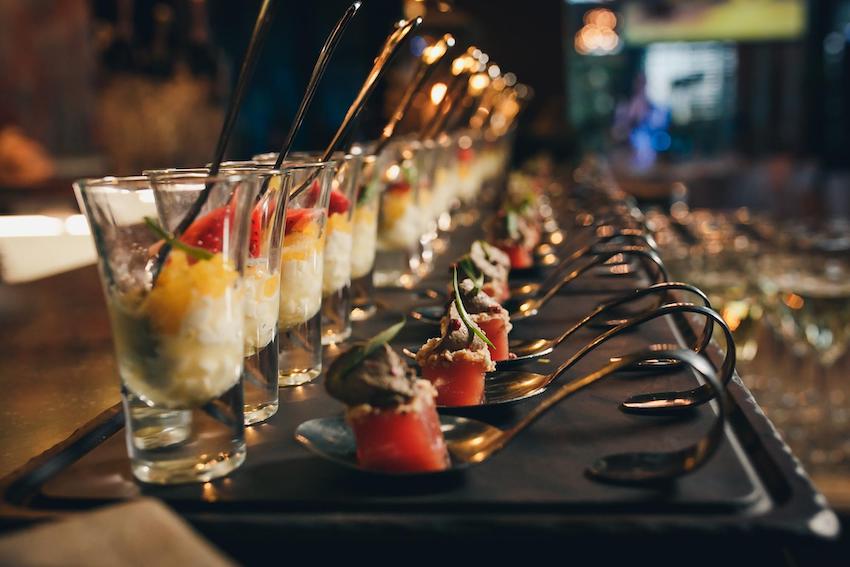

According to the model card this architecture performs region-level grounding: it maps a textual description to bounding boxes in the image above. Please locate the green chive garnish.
[144,217,214,262]
[453,266,494,349]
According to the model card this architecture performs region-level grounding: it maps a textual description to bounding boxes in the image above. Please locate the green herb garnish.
[326,318,406,397]
[453,267,494,349]
[506,209,520,241]
[459,256,483,294]
[144,217,214,262]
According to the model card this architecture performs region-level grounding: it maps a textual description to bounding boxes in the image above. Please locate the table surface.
[0,266,119,479]
[0,213,845,567]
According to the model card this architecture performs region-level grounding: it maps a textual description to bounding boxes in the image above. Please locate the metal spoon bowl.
[295,349,727,484]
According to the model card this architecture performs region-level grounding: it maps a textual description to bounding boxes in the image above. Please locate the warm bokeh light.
[575,8,620,56]
[430,82,447,105]
[451,54,469,75]
[385,163,401,181]
[585,7,617,29]
[422,34,454,64]
[468,73,490,95]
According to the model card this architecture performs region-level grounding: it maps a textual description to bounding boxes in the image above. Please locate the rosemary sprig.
[144,217,214,262]
[453,266,494,349]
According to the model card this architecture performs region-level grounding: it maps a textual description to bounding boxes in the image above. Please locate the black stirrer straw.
[289,16,422,201]
[152,0,278,277]
[273,1,363,170]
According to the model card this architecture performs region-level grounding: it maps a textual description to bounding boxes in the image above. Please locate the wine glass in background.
[651,208,764,366]
[757,227,850,473]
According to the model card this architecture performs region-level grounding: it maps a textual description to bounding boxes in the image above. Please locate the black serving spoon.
[418,228,659,303]
[295,349,727,484]
[404,281,711,372]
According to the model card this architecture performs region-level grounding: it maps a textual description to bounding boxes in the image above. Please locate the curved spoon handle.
[290,16,422,200]
[274,1,362,168]
[528,246,668,314]
[422,59,472,139]
[539,229,658,293]
[553,282,713,349]
[321,17,422,162]
[620,305,736,415]
[504,349,727,484]
[545,303,734,414]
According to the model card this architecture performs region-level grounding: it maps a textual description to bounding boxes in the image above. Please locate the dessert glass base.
[124,386,246,485]
[321,285,352,345]
[127,404,191,450]
[374,247,422,288]
[279,312,322,386]
[131,442,247,485]
[350,272,377,321]
[243,335,280,425]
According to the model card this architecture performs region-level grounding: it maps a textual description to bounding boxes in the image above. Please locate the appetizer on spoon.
[296,348,727,483]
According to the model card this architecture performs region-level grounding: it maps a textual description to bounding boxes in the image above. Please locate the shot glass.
[75,173,259,484]
[413,139,442,262]
[431,132,461,234]
[274,161,334,386]
[147,164,290,426]
[349,149,382,320]
[374,140,425,288]
[319,153,361,344]
[254,151,362,340]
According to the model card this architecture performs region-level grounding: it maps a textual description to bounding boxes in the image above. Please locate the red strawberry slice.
[387,181,411,195]
[285,208,312,235]
[248,206,263,257]
[306,178,349,215]
[180,206,231,254]
[329,189,350,216]
[180,205,263,258]
[457,147,474,163]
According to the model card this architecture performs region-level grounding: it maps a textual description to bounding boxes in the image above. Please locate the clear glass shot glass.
[274,161,334,386]
[431,132,461,234]
[349,149,382,321]
[414,139,442,261]
[453,129,484,226]
[75,173,259,484]
[374,140,425,288]
[147,164,290,426]
[253,152,361,344]
[319,153,361,344]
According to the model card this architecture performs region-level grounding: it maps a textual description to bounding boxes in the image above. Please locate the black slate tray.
[0,223,839,561]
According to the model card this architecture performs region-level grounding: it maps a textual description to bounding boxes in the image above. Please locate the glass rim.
[252,151,352,166]
[143,166,285,178]
[73,175,153,194]
[143,170,281,185]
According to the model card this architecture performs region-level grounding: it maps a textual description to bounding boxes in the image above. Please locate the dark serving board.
[0,222,839,561]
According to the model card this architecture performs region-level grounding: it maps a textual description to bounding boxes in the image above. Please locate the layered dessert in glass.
[374,140,425,288]
[76,173,258,484]
[349,150,382,320]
